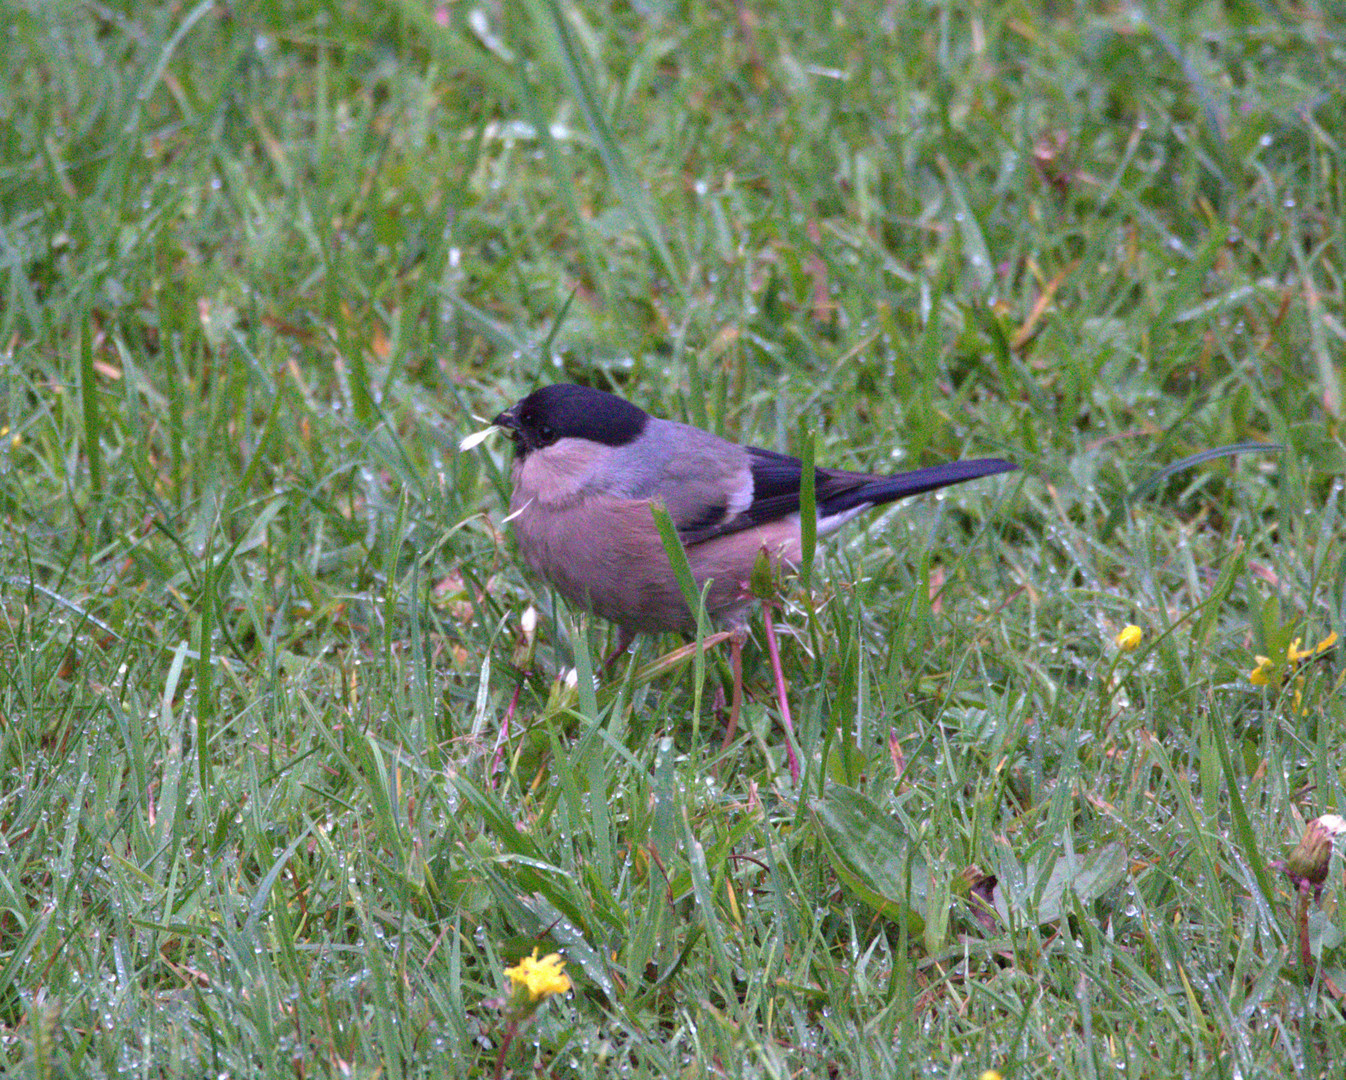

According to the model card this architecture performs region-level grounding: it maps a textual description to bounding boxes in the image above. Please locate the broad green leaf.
[810,785,926,932]
[994,841,1128,926]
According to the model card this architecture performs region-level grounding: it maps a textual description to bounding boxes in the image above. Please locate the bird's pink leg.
[761,604,800,785]
[602,628,636,671]
[719,625,748,754]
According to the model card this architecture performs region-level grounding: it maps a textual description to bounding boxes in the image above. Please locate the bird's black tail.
[824,458,1017,517]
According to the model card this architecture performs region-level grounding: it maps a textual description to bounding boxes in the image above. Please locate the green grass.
[2,0,1344,1076]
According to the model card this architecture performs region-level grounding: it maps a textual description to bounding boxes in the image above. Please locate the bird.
[489,383,1016,780]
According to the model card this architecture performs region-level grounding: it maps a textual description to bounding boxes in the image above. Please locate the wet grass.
[1,0,1344,1076]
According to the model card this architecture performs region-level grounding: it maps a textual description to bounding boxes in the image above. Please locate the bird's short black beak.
[492,406,528,456]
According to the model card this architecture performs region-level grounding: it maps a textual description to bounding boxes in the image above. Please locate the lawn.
[1,0,1344,1076]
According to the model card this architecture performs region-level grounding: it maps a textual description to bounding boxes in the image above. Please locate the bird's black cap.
[494,384,649,455]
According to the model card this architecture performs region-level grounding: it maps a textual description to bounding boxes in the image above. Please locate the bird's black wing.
[678,447,860,544]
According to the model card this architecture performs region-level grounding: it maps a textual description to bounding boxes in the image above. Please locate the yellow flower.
[1288,632,1337,665]
[980,1072,1004,1080]
[1250,631,1337,688]
[1249,655,1275,686]
[1115,625,1142,652]
[505,948,571,1003]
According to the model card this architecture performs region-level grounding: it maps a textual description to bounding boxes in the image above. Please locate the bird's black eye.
[537,423,555,444]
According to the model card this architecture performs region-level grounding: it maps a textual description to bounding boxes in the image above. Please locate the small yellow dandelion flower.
[1115,625,1142,652]
[980,1071,1004,1080]
[1249,656,1275,687]
[505,948,571,1003]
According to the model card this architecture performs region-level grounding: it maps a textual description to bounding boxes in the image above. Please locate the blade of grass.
[79,314,102,498]
[527,0,683,296]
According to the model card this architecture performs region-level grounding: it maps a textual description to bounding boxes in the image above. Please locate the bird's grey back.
[598,417,753,533]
